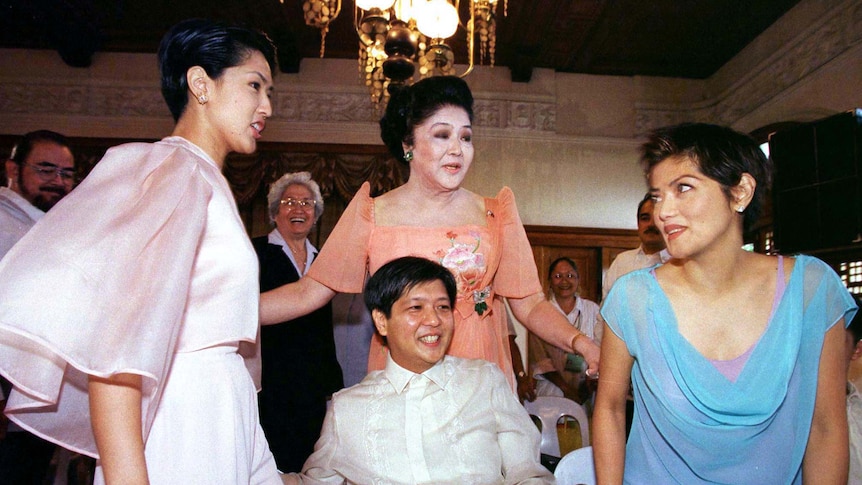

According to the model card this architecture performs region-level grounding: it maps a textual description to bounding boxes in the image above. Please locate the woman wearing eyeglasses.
[252,172,343,473]
[528,257,601,404]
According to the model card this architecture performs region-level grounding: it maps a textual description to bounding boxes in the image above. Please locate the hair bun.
[378,76,474,164]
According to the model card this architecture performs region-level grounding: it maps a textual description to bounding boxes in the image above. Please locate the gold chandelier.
[296,0,343,57]
[301,0,505,105]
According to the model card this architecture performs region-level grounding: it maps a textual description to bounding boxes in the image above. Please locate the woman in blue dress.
[593,123,857,484]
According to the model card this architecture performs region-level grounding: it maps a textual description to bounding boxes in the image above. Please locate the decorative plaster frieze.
[508,101,556,131]
[474,99,503,128]
[532,103,556,132]
[635,0,862,133]
[274,91,379,123]
[88,87,170,117]
[471,98,556,131]
[0,80,557,133]
[713,0,861,126]
[0,84,88,114]
[272,92,556,131]
[0,84,168,117]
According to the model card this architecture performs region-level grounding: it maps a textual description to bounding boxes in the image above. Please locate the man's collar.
[384,355,450,393]
[0,186,44,221]
[658,248,671,262]
[638,245,671,263]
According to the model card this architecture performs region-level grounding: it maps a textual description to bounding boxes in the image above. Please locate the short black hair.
[158,18,277,122]
[9,130,71,165]
[364,256,457,318]
[849,294,862,342]
[379,75,474,163]
[636,192,653,215]
[640,123,772,232]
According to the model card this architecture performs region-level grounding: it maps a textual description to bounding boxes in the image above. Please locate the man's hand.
[516,374,537,402]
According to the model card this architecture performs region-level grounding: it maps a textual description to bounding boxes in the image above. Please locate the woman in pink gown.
[261,76,600,388]
[0,19,283,484]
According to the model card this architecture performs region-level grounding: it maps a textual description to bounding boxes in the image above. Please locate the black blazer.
[252,236,343,401]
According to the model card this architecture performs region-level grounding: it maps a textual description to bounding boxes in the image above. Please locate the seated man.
[284,256,554,484]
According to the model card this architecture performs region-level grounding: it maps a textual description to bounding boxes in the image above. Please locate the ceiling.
[0,0,802,82]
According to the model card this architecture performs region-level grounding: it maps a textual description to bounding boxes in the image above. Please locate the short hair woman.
[593,123,858,484]
[0,19,283,484]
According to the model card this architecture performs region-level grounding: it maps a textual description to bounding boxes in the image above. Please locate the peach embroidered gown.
[307,182,543,388]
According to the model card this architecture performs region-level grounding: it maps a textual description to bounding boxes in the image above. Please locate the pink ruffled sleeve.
[0,142,212,457]
[487,187,542,299]
[307,182,375,293]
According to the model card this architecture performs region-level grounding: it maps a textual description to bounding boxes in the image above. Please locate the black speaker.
[769,109,862,254]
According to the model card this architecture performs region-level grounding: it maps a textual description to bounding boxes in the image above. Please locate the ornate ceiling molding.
[634,0,861,133]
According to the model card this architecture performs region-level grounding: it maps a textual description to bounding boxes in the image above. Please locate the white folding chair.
[523,396,590,457]
[554,446,596,485]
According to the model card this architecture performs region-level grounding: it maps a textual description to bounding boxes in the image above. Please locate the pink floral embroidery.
[436,231,489,314]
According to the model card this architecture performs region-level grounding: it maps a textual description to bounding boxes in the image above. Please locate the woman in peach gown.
[262,76,599,387]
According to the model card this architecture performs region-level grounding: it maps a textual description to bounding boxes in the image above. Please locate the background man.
[286,256,553,484]
[0,129,75,483]
[1,129,75,259]
[602,193,669,300]
[599,192,668,439]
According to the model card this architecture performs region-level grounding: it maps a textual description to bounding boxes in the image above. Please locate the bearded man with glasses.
[0,129,76,483]
[1,130,75,260]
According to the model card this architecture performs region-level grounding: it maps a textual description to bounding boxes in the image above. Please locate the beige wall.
[0,0,859,230]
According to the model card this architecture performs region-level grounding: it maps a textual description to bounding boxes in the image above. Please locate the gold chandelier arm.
[303,0,343,58]
[332,0,343,22]
[458,0,475,78]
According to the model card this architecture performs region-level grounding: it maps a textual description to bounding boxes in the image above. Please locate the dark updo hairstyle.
[640,122,772,232]
[379,75,474,163]
[158,18,277,122]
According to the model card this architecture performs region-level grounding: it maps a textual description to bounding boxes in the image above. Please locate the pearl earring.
[197,94,208,105]
[736,206,745,213]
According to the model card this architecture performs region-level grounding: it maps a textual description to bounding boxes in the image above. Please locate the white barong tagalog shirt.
[288,355,554,484]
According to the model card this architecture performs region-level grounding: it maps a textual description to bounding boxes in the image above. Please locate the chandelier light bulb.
[415,0,458,39]
[356,0,396,11]
[392,0,415,22]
